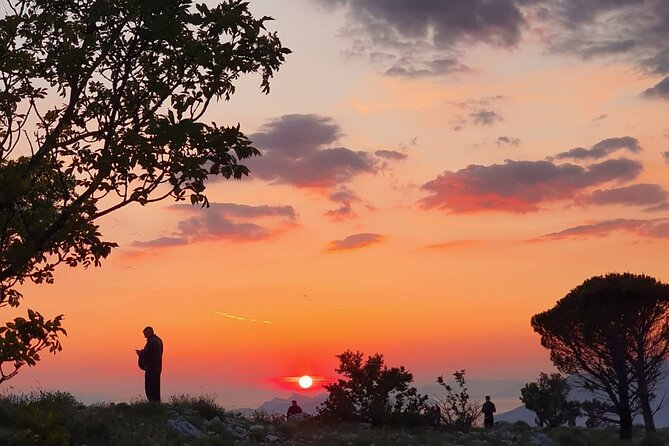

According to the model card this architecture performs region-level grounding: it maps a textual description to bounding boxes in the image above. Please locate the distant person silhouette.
[482,395,496,428]
[136,326,163,403]
[287,400,303,418]
[429,404,442,427]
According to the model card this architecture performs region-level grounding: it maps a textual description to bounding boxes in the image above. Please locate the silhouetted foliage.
[580,398,618,428]
[318,350,428,426]
[520,372,580,428]
[0,0,289,382]
[531,273,669,440]
[435,370,481,432]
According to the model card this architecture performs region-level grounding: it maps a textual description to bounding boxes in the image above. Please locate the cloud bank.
[420,157,642,213]
[249,114,405,220]
[315,0,669,93]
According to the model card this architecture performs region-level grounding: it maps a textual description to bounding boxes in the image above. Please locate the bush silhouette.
[318,350,428,426]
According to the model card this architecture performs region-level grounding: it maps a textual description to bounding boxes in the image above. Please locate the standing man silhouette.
[136,326,163,403]
[482,395,496,428]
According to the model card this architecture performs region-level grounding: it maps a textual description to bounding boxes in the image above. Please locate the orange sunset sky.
[7,0,669,409]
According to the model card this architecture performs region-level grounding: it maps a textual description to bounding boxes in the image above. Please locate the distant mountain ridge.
[239,393,327,416]
[248,377,669,428]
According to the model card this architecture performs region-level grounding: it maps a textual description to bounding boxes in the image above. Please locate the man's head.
[143,326,154,338]
[485,395,491,402]
[291,400,298,406]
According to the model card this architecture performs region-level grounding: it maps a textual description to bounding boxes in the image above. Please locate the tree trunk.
[612,336,634,440]
[638,382,656,432]
[618,408,634,440]
[636,355,656,432]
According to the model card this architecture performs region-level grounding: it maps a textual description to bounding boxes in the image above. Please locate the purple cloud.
[420,158,642,214]
[375,150,408,160]
[132,203,297,249]
[541,218,669,240]
[585,183,668,206]
[328,233,383,251]
[324,187,361,221]
[496,136,521,146]
[316,0,669,94]
[251,114,341,158]
[249,114,379,189]
[643,77,669,99]
[646,202,669,212]
[313,0,527,77]
[470,109,503,126]
[540,1,669,79]
[554,136,642,161]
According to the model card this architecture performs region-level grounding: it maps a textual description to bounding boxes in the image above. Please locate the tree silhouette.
[520,372,580,428]
[0,0,289,382]
[318,350,428,426]
[531,273,669,439]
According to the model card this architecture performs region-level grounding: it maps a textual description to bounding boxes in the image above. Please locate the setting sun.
[298,375,313,389]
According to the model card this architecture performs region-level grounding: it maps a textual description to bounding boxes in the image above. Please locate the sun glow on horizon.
[298,375,313,389]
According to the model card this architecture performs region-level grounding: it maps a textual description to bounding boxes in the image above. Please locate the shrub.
[319,350,428,426]
[435,370,480,432]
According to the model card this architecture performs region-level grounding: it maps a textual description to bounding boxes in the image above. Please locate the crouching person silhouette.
[136,326,163,403]
[287,400,303,418]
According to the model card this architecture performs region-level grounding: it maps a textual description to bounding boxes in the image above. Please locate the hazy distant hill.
[248,377,669,428]
[497,377,669,428]
[253,393,328,416]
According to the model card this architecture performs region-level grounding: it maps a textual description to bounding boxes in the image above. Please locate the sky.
[6,0,669,410]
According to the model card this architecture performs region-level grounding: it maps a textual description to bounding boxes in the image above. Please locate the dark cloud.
[420,157,642,213]
[327,233,383,251]
[540,218,669,240]
[585,183,668,206]
[642,76,669,99]
[251,114,341,158]
[317,0,669,91]
[314,0,528,77]
[554,136,642,161]
[132,203,297,249]
[374,150,408,160]
[470,110,503,126]
[249,114,378,188]
[496,136,521,146]
[592,114,608,122]
[538,1,669,92]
